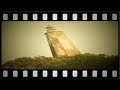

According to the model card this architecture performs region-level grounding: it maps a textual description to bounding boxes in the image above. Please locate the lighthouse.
[45,25,80,58]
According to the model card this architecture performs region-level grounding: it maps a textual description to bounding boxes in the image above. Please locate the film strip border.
[1,70,118,79]
[0,12,119,21]
[0,11,119,79]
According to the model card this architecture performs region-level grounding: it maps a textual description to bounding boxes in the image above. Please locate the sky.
[2,21,118,64]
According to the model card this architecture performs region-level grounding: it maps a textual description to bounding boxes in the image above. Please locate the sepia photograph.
[2,21,118,70]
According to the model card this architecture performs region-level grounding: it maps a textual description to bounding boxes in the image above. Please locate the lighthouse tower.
[45,25,80,58]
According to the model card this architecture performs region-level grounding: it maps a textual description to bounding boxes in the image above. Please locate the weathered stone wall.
[45,30,80,58]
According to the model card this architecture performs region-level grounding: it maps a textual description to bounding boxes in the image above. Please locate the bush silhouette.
[2,54,118,70]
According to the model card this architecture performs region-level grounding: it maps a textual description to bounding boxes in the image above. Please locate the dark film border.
[0,11,119,79]
[1,70,119,79]
[0,11,119,21]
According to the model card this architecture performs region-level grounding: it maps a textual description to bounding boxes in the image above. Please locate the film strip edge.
[0,12,118,21]
[2,70,118,78]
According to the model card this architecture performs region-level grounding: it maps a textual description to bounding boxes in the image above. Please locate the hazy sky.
[2,21,118,64]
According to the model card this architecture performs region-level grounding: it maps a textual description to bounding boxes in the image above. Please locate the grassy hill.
[2,54,118,70]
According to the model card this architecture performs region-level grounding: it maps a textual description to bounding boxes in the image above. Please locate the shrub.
[2,54,118,70]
